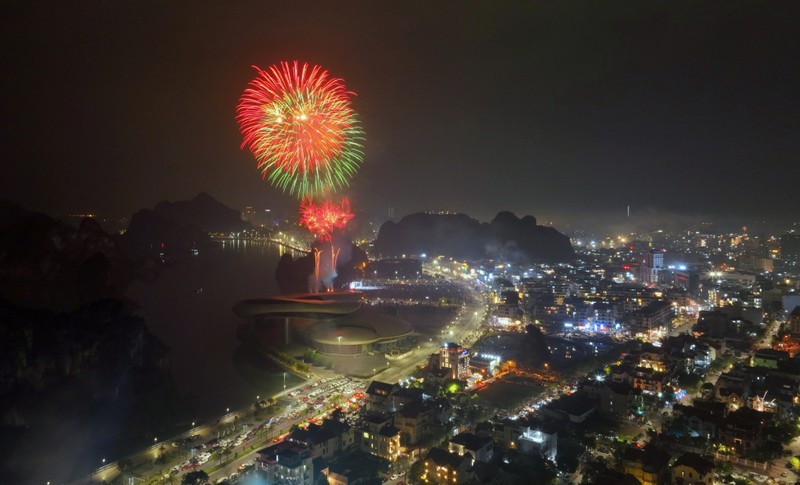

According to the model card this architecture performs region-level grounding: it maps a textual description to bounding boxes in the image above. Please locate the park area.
[476,376,544,412]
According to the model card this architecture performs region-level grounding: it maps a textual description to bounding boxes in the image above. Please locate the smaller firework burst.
[299,198,354,241]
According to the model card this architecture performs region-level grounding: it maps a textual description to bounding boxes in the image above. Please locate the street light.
[283,372,287,395]
[338,335,342,354]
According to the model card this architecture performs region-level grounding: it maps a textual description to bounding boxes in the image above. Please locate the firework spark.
[237,61,364,198]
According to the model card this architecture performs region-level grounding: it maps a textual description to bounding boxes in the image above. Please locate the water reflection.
[126,241,295,420]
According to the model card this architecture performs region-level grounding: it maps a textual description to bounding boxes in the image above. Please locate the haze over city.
[2,2,799,230]
[2,3,800,485]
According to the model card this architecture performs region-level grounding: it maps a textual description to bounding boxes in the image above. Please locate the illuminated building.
[582,380,644,418]
[717,408,770,455]
[672,452,715,485]
[640,351,668,373]
[447,432,493,463]
[627,300,674,337]
[358,414,402,461]
[364,381,422,414]
[439,342,471,380]
[256,441,314,485]
[517,426,557,462]
[394,401,436,445]
[641,249,664,284]
[622,444,670,485]
[288,419,354,460]
[631,367,667,394]
[422,448,471,484]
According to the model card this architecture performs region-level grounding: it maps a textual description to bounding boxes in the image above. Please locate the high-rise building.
[641,249,664,284]
[439,343,471,380]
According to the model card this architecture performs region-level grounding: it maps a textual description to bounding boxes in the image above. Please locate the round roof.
[309,307,413,345]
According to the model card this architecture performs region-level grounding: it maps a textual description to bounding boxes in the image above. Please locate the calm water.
[125,240,304,419]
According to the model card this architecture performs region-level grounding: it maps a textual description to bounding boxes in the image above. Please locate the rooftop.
[674,452,714,475]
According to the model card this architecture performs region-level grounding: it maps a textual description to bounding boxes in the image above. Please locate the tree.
[181,470,209,485]
[580,455,612,485]
[408,460,425,485]
[516,324,551,369]
[556,450,579,474]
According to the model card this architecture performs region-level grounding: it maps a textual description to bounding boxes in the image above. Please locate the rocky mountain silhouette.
[152,192,248,234]
[374,211,575,263]
[120,192,249,260]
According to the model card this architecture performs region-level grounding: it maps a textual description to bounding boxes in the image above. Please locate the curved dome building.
[233,292,415,355]
[309,308,414,355]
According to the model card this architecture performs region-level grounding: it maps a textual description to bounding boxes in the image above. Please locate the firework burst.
[299,198,354,241]
[237,61,364,198]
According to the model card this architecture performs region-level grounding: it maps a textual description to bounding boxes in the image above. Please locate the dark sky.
[2,1,799,228]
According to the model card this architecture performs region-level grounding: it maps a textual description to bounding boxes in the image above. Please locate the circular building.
[309,308,413,355]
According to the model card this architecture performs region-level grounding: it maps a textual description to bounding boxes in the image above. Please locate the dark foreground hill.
[374,211,575,263]
[0,201,182,484]
[0,200,133,310]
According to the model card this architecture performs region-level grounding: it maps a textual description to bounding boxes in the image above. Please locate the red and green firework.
[237,61,364,199]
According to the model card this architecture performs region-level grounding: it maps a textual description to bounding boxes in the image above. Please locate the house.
[424,365,453,388]
[448,432,493,463]
[288,419,354,459]
[365,381,400,413]
[323,463,349,485]
[517,424,558,462]
[672,452,715,485]
[622,444,671,485]
[256,440,314,485]
[611,363,635,384]
[394,400,436,446]
[641,350,669,373]
[359,414,402,461]
[582,380,644,418]
[364,380,422,414]
[422,447,473,484]
[632,366,667,394]
[714,371,751,411]
[748,372,799,419]
[673,401,727,440]
[394,386,425,409]
[540,392,595,423]
[492,416,557,456]
[718,407,770,455]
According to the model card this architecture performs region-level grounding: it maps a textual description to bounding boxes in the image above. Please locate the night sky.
[2,1,799,228]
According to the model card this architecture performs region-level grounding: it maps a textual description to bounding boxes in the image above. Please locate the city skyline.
[2,2,799,229]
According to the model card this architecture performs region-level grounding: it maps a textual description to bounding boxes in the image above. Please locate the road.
[381,300,486,384]
[204,281,489,484]
[82,272,489,485]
